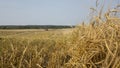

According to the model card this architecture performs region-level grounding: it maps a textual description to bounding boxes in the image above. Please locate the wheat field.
[1,3,120,68]
[1,18,120,68]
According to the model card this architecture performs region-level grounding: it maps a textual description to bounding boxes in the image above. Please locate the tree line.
[0,25,75,29]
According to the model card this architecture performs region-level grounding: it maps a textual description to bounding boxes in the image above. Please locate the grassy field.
[0,29,74,68]
[1,20,120,68]
[1,3,120,68]
[0,29,72,39]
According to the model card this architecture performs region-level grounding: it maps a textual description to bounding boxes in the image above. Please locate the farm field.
[0,29,72,39]
[0,0,120,68]
[0,2,120,68]
[0,29,74,68]
[1,20,120,68]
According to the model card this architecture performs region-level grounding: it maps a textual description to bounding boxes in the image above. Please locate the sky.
[0,0,118,25]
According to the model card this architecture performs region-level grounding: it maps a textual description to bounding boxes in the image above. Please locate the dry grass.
[0,2,120,68]
[1,17,120,68]
[0,29,72,68]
